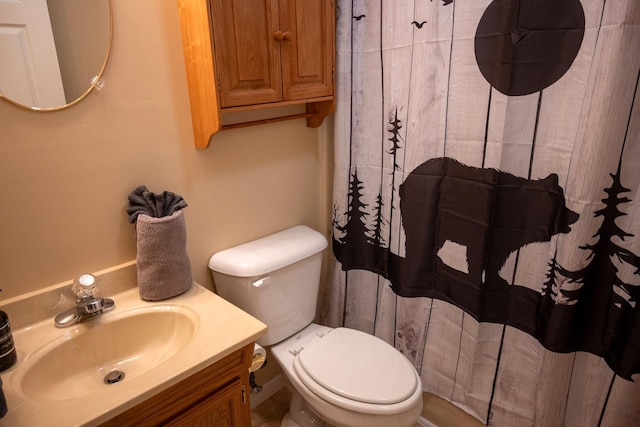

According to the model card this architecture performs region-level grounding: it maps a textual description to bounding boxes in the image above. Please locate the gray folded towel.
[127,186,192,301]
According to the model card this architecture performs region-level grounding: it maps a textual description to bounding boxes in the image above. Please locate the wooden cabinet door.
[279,0,334,101]
[165,379,249,427]
[99,345,254,426]
[211,0,282,107]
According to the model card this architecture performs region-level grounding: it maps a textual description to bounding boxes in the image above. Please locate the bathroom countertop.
[0,261,267,427]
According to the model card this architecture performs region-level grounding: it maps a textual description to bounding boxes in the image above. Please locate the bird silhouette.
[354,14,366,21]
[411,21,427,29]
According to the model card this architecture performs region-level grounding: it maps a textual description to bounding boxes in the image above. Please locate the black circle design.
[475,0,585,96]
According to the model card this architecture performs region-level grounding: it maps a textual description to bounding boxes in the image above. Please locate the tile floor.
[250,388,290,427]
[250,388,425,427]
[250,388,485,427]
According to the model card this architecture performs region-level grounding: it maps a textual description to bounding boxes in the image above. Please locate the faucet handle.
[72,273,97,301]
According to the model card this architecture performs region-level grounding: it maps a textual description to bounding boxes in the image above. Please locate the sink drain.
[104,370,125,384]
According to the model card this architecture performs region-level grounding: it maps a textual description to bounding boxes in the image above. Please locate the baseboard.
[418,416,437,427]
[250,373,286,409]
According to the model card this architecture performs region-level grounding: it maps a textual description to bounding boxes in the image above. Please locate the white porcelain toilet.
[209,225,423,427]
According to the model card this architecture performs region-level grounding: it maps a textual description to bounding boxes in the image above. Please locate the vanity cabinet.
[177,0,335,149]
[100,343,253,427]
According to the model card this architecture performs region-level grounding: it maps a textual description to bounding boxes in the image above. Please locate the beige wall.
[0,0,333,301]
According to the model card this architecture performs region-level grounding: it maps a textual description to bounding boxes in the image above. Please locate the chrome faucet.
[54,274,115,328]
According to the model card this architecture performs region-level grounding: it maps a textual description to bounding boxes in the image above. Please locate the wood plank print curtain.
[323,0,640,425]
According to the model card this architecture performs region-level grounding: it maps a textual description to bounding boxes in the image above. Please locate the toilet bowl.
[208,226,423,427]
[270,323,423,427]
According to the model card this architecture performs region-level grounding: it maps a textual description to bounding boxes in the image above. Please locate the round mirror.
[0,0,112,112]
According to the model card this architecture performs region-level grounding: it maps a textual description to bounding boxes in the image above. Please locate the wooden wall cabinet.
[100,344,254,427]
[177,0,336,149]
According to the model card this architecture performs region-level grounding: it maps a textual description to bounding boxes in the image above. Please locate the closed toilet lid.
[296,328,417,405]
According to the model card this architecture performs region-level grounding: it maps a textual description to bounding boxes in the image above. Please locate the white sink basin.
[18,306,198,401]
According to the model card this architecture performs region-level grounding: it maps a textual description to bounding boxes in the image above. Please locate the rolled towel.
[136,210,192,300]
[127,185,192,301]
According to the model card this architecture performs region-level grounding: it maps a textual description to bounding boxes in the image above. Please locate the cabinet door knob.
[273,30,291,41]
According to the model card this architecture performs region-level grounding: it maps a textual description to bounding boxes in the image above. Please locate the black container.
[0,310,16,372]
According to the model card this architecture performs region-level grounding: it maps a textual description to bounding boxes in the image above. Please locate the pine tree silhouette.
[559,167,635,305]
[542,250,579,304]
[331,168,378,269]
[343,168,370,247]
[555,262,583,305]
[386,107,403,249]
[332,203,347,243]
[542,245,585,305]
[369,190,387,247]
[387,108,403,175]
[617,249,640,308]
[593,168,640,308]
[541,252,556,298]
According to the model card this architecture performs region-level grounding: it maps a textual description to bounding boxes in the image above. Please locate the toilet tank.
[208,225,328,346]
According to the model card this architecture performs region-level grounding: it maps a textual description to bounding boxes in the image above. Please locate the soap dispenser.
[0,310,17,371]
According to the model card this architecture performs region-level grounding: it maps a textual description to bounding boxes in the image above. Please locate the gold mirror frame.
[0,0,113,112]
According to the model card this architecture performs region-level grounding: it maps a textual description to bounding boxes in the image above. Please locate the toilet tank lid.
[208,225,328,277]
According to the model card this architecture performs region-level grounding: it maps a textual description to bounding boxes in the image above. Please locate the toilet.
[209,225,423,427]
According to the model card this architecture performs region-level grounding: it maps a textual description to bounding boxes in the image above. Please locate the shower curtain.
[323,0,640,425]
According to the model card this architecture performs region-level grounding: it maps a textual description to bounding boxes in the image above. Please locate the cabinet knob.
[273,30,292,41]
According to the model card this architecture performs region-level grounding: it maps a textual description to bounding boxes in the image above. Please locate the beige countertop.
[0,261,266,426]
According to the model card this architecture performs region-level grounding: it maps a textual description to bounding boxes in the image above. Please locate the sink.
[16,306,198,401]
[0,261,266,427]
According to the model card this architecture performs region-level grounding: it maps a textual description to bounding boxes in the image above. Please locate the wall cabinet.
[177,0,335,149]
[100,343,253,427]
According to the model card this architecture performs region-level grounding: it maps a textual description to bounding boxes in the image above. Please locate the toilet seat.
[292,327,421,415]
